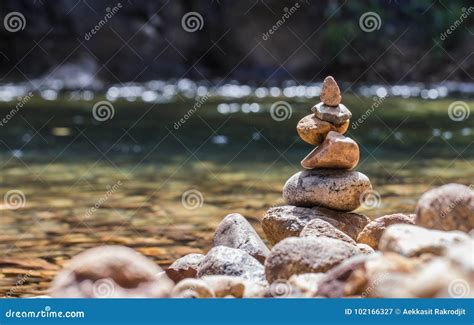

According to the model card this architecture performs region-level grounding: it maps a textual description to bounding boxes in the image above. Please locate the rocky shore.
[47,77,474,299]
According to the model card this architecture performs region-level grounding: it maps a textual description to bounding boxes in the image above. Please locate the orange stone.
[296,114,349,145]
[301,131,359,170]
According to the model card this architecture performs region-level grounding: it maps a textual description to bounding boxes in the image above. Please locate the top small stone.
[320,76,341,106]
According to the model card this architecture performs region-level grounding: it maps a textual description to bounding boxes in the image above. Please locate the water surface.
[0,94,473,297]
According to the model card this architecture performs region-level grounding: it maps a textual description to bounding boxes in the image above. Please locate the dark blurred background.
[1,0,473,86]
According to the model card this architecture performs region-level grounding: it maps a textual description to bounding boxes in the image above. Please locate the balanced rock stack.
[259,77,375,284]
[284,76,371,212]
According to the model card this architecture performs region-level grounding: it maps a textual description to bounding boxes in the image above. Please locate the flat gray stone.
[311,102,352,124]
[283,170,372,212]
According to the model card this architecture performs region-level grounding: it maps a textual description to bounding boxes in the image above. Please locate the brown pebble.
[300,218,356,246]
[296,114,349,145]
[265,237,360,283]
[166,253,205,283]
[320,76,342,106]
[415,183,474,232]
[357,213,415,249]
[51,245,174,298]
[301,131,359,170]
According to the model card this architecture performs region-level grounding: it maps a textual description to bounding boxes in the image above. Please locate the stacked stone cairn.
[284,76,371,212]
[48,77,473,299]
